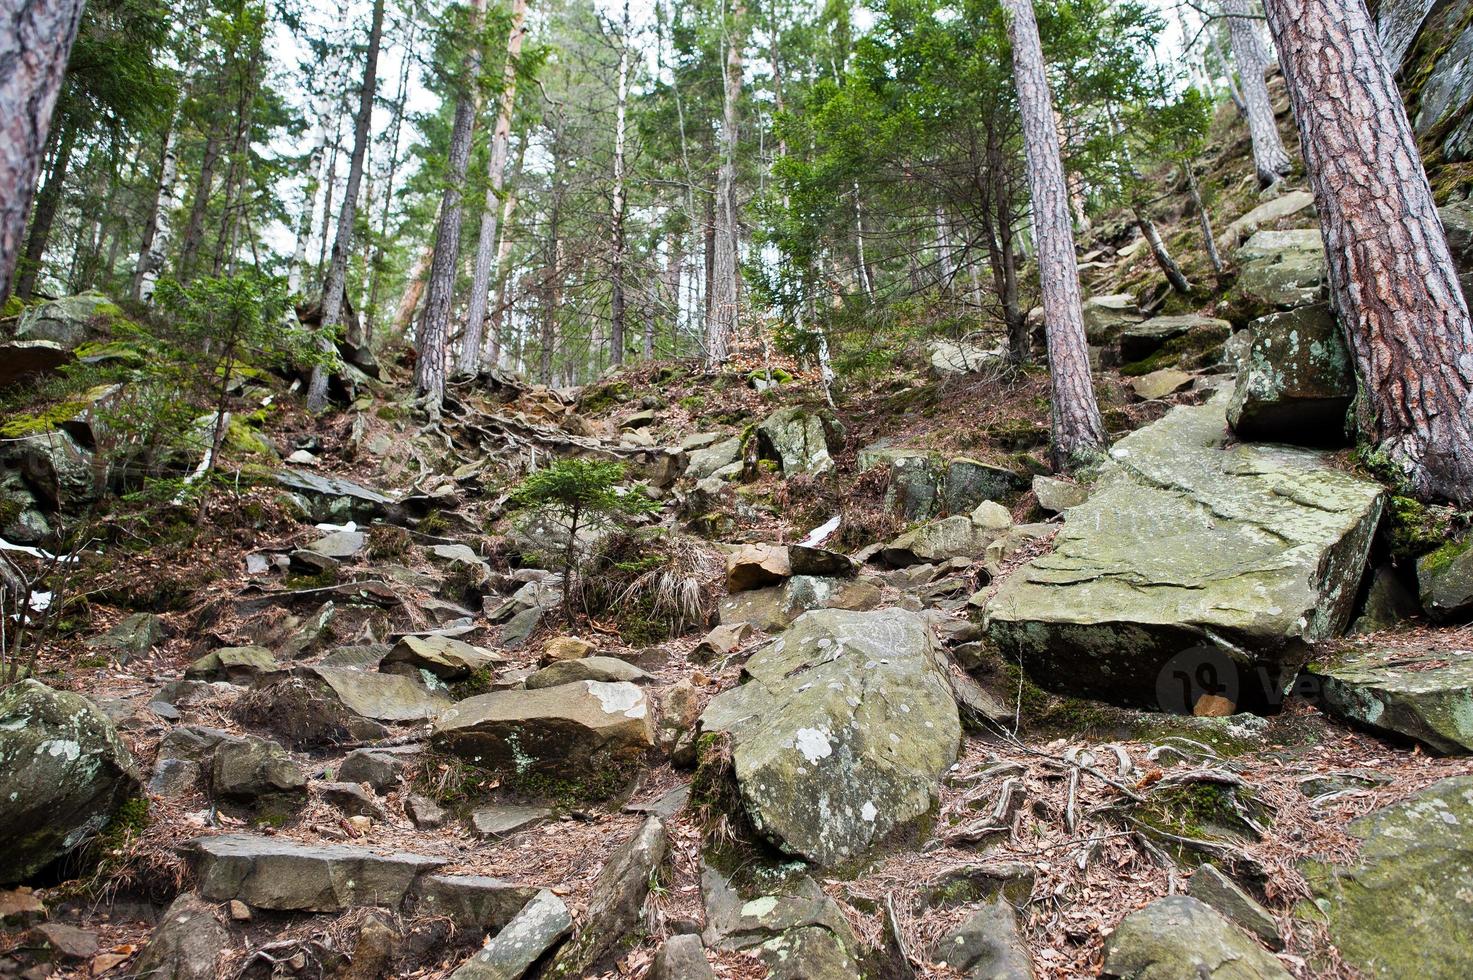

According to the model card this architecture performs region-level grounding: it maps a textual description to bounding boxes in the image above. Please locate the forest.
[1,0,1472,976]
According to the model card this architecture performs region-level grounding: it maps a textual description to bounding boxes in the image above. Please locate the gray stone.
[1411,2,1473,159]
[449,889,572,979]
[498,606,543,648]
[273,469,395,522]
[1234,229,1327,311]
[1307,648,1473,754]
[933,896,1035,979]
[85,612,164,662]
[699,608,961,865]
[685,437,741,481]
[858,446,943,519]
[717,575,881,632]
[413,874,540,931]
[1121,314,1232,364]
[649,933,715,980]
[524,656,649,689]
[985,389,1383,708]
[701,864,860,978]
[307,530,368,559]
[470,805,552,837]
[132,893,227,980]
[929,339,1003,376]
[382,635,502,681]
[881,515,993,565]
[210,736,307,803]
[432,681,654,779]
[406,794,446,829]
[185,645,280,683]
[0,340,74,388]
[1302,776,1473,979]
[680,431,727,453]
[1416,538,1473,622]
[306,665,452,722]
[1222,190,1316,249]
[1442,199,1473,272]
[1129,368,1194,401]
[944,458,1027,514]
[337,749,403,791]
[549,817,665,975]
[188,833,446,911]
[1031,475,1088,512]
[1351,565,1422,633]
[1102,895,1289,978]
[1189,864,1282,949]
[2,429,98,510]
[0,681,141,885]
[726,543,793,591]
[235,676,387,749]
[318,781,388,820]
[1228,304,1353,444]
[787,545,857,578]
[1082,294,1143,345]
[149,758,203,798]
[753,407,846,477]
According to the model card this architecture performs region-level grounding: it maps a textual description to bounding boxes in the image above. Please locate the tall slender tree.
[706,0,746,368]
[1222,0,1291,188]
[1002,0,1106,465]
[307,0,386,412]
[607,0,630,366]
[1262,0,1473,505]
[0,0,87,300]
[416,0,489,418]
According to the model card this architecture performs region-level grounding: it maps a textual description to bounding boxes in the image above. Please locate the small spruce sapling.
[508,459,657,625]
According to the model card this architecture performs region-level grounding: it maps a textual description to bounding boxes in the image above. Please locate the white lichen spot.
[795,727,832,764]
[38,739,80,762]
[586,681,646,718]
[741,896,778,919]
[861,801,877,822]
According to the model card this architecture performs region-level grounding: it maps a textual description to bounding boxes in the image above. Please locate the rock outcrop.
[986,388,1382,709]
[752,407,845,477]
[1228,304,1353,444]
[1306,649,1473,754]
[187,834,446,911]
[1234,229,1326,311]
[699,608,961,865]
[1102,895,1289,979]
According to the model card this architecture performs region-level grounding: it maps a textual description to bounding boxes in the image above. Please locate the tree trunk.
[1224,0,1292,188]
[365,10,418,346]
[0,0,86,300]
[706,1,745,368]
[308,0,386,413]
[15,118,75,298]
[1003,0,1106,466]
[608,0,630,367]
[288,130,328,295]
[1185,164,1224,275]
[415,0,489,418]
[1135,206,1193,294]
[393,237,434,338]
[133,117,182,303]
[460,0,528,376]
[1263,0,1473,505]
[488,142,525,367]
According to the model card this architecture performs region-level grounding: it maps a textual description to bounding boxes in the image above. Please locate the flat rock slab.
[382,635,502,680]
[1307,649,1473,754]
[1120,314,1231,363]
[187,834,445,911]
[306,666,451,722]
[986,389,1382,709]
[0,340,75,387]
[470,805,552,837]
[1302,776,1473,979]
[1103,895,1289,979]
[1234,229,1327,310]
[432,681,654,778]
[524,656,648,689]
[412,875,540,930]
[699,607,961,866]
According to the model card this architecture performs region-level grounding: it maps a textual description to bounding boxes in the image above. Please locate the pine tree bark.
[308,0,386,413]
[460,0,528,375]
[14,118,74,298]
[416,0,488,417]
[0,0,86,300]
[706,1,746,368]
[1262,0,1473,505]
[1003,0,1106,466]
[1223,0,1292,188]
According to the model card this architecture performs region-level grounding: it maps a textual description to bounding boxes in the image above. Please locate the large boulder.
[1301,776,1473,978]
[752,407,846,477]
[702,864,862,979]
[449,889,572,980]
[1408,0,1473,161]
[1415,537,1473,622]
[881,515,995,566]
[1227,304,1353,444]
[930,339,1003,376]
[857,446,944,520]
[985,388,1383,709]
[943,457,1027,513]
[132,894,228,980]
[547,817,665,975]
[726,543,792,592]
[1120,314,1232,364]
[0,340,74,388]
[685,436,740,481]
[1102,895,1289,979]
[699,608,961,865]
[1234,229,1327,311]
[1306,649,1473,754]
[1082,294,1143,345]
[305,666,452,722]
[933,896,1035,979]
[381,635,502,681]
[2,429,100,510]
[1221,190,1316,249]
[13,291,113,348]
[273,469,395,523]
[432,681,654,780]
[0,681,141,885]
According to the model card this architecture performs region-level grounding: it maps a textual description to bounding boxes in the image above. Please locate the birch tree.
[307,0,386,412]
[459,0,529,376]
[1002,0,1106,465]
[607,0,631,366]
[705,0,746,368]
[1262,0,1473,505]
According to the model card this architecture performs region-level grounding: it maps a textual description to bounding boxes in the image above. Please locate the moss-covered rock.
[1306,648,1473,753]
[1415,536,1473,621]
[753,407,845,478]
[0,681,142,885]
[1228,303,1353,444]
[1300,776,1473,978]
[1103,896,1289,979]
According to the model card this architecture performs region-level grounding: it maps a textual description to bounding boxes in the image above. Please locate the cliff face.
[1378,0,1473,170]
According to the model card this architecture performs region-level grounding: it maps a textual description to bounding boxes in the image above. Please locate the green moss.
[418,509,451,535]
[368,524,411,560]
[1419,536,1472,577]
[449,666,496,700]
[0,400,86,437]
[284,568,338,589]
[224,417,274,457]
[677,394,707,411]
[579,380,633,414]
